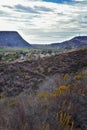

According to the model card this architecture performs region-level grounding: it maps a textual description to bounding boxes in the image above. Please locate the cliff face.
[0,31,31,48]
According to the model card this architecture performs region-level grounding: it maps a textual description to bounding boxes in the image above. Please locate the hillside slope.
[0,47,87,130]
[51,36,87,49]
[0,47,87,96]
[0,31,31,48]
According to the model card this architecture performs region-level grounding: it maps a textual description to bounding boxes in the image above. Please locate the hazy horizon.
[0,0,87,44]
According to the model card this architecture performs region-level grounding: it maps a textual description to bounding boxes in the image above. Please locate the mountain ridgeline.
[0,31,87,49]
[50,36,87,49]
[0,31,31,48]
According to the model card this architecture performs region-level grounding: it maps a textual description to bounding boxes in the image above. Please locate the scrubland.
[0,48,87,130]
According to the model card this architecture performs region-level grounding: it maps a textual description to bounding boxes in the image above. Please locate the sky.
[0,0,87,44]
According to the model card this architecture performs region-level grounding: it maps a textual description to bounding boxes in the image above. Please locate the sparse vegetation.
[0,47,87,130]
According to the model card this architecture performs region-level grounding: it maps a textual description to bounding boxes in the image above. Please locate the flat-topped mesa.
[0,31,32,48]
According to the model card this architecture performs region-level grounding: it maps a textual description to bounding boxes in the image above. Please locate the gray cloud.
[0,10,8,16]
[14,4,53,14]
[2,5,13,9]
[34,6,53,12]
[15,4,40,14]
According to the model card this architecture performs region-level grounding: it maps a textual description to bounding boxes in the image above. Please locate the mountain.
[50,36,87,49]
[0,31,32,48]
[0,32,87,49]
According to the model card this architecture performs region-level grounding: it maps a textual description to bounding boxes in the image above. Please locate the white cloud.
[74,0,86,1]
[0,0,87,44]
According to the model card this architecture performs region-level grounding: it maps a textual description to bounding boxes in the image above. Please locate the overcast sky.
[0,0,87,44]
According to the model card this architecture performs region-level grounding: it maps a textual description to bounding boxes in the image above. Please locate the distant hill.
[0,31,32,48]
[50,36,87,49]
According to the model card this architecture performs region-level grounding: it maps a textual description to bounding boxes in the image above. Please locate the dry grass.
[0,68,87,130]
[0,48,87,130]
